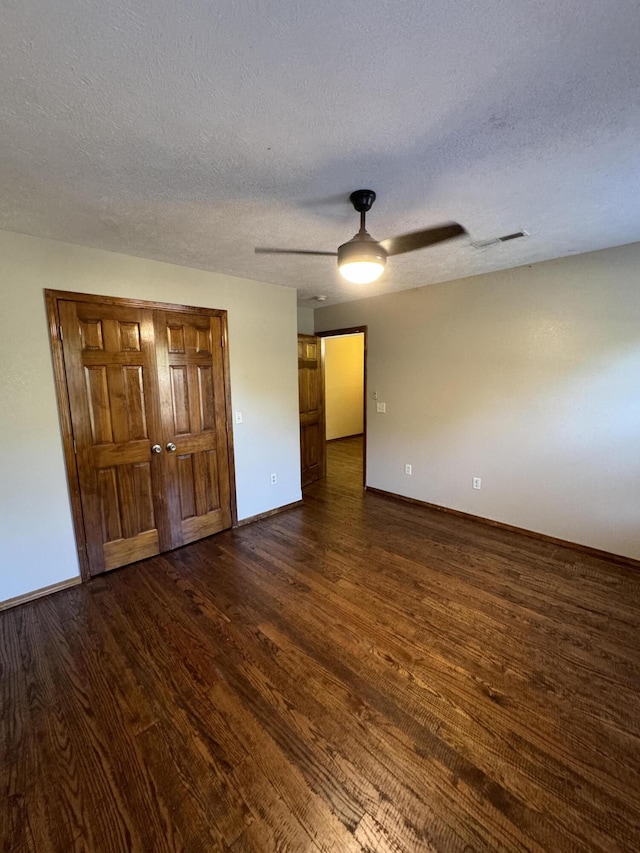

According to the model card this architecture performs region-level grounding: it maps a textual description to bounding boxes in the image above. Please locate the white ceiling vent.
[471,231,529,249]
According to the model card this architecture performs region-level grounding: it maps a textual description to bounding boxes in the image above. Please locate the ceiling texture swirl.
[1,0,640,304]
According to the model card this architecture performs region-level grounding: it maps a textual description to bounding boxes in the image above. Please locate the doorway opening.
[317,328,367,493]
[297,326,367,491]
[320,329,366,487]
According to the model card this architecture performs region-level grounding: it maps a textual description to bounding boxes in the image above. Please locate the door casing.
[45,289,238,581]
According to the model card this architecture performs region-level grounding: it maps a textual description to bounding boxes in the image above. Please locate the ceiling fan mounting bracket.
[349,189,376,213]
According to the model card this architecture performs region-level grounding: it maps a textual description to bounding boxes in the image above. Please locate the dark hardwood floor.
[3,435,640,852]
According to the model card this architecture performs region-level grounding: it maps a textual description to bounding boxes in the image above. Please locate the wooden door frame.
[316,326,368,488]
[45,289,238,581]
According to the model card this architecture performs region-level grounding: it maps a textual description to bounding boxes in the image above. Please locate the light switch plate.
[376,402,386,413]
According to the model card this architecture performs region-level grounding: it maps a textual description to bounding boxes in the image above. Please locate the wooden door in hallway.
[298,334,325,487]
[54,294,234,577]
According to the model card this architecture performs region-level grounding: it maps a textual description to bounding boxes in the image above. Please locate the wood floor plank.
[40,590,184,853]
[238,522,640,818]
[91,574,254,849]
[133,722,230,853]
[153,546,480,851]
[0,606,56,853]
[206,678,366,852]
[32,595,148,852]
[197,550,581,851]
[228,759,323,853]
[203,536,621,849]
[134,507,625,850]
[3,436,640,851]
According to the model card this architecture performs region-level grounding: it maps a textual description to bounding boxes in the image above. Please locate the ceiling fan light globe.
[337,237,387,284]
[339,260,385,284]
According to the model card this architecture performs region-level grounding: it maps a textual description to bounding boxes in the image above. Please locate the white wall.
[324,334,364,440]
[0,230,301,603]
[316,242,640,561]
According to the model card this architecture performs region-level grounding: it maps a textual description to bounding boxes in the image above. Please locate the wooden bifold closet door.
[54,295,234,577]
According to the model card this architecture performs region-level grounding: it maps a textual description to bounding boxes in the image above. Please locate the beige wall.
[0,230,301,603]
[324,334,364,440]
[297,306,315,335]
[316,242,640,561]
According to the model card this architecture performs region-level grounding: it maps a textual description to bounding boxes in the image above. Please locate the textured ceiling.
[2,1,640,305]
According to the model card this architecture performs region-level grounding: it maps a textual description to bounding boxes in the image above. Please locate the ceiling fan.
[255,190,467,284]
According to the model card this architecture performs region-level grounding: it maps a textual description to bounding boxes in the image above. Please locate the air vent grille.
[471,230,528,249]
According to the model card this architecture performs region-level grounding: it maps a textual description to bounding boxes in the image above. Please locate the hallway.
[2,438,640,851]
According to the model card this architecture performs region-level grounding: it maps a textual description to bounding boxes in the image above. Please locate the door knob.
[166,442,177,452]
[151,444,162,454]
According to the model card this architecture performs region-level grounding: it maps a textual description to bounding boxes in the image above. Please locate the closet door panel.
[155,311,232,548]
[59,301,170,575]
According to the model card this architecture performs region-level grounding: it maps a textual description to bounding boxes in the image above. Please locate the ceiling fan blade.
[255,247,337,256]
[380,223,467,257]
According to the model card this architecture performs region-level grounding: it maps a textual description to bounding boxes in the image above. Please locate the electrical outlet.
[376,402,386,413]
[234,411,243,424]
[404,464,412,476]
[473,477,481,490]
[270,473,277,485]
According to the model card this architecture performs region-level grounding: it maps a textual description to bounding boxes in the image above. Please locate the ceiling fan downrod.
[349,189,376,234]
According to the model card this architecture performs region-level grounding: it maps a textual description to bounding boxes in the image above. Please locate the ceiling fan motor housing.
[337,231,388,268]
[340,189,387,272]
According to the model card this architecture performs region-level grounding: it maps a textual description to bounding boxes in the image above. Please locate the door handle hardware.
[166,442,177,452]
[151,444,162,454]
